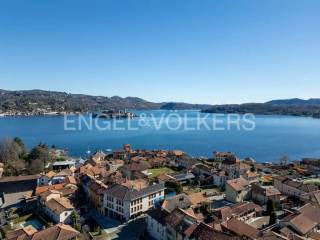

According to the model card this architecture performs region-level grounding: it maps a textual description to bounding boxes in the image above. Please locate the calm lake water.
[0,110,320,162]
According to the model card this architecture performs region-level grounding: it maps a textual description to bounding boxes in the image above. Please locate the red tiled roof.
[35,184,65,195]
[227,177,249,192]
[222,218,260,239]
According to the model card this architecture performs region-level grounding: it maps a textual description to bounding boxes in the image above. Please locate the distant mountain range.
[0,89,210,114]
[266,98,320,106]
[202,98,320,118]
[1,89,319,118]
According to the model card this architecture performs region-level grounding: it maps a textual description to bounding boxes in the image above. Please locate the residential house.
[188,222,239,240]
[216,152,251,180]
[89,150,107,166]
[146,209,237,240]
[85,176,108,214]
[300,190,320,207]
[157,174,175,185]
[165,208,198,240]
[213,201,262,224]
[49,169,74,185]
[243,171,259,184]
[301,158,320,175]
[107,159,125,172]
[121,161,151,180]
[274,176,318,198]
[175,157,199,169]
[146,208,169,240]
[225,177,250,203]
[103,183,165,221]
[169,172,195,184]
[214,151,238,162]
[162,194,192,213]
[213,170,228,188]
[191,164,214,186]
[51,160,75,171]
[221,218,261,239]
[148,157,168,168]
[36,183,77,200]
[38,171,56,186]
[64,176,77,186]
[112,144,132,159]
[106,171,126,185]
[6,223,79,240]
[76,163,108,180]
[251,184,281,205]
[280,203,320,238]
[43,196,74,223]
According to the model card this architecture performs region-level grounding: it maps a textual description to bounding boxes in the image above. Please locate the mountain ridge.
[0,89,210,114]
[202,98,320,118]
[1,89,320,118]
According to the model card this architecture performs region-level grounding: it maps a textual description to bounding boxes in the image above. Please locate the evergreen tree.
[266,199,277,225]
[71,211,81,231]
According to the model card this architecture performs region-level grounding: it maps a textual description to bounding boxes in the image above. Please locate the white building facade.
[103,183,165,221]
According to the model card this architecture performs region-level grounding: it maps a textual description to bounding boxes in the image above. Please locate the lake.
[0,110,320,162]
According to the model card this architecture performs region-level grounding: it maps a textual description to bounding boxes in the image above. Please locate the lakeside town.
[1,143,320,240]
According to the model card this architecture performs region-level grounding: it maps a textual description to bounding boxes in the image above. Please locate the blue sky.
[0,0,319,104]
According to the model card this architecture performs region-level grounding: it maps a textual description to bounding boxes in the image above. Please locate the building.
[146,208,169,240]
[191,164,214,186]
[161,194,192,213]
[221,218,261,239]
[148,157,168,168]
[169,172,195,184]
[81,175,107,214]
[214,151,238,162]
[300,190,320,207]
[175,157,200,169]
[38,171,56,186]
[42,196,74,223]
[213,170,228,188]
[121,161,151,180]
[89,150,107,166]
[107,159,125,172]
[225,177,250,203]
[6,223,79,240]
[146,208,237,240]
[188,222,239,240]
[280,203,320,238]
[103,183,165,221]
[274,176,318,197]
[0,175,39,209]
[301,158,320,175]
[165,208,198,240]
[251,184,281,205]
[222,161,251,180]
[242,171,259,184]
[51,160,75,171]
[213,201,263,224]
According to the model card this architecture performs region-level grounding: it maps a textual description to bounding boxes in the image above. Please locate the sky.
[0,0,319,104]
